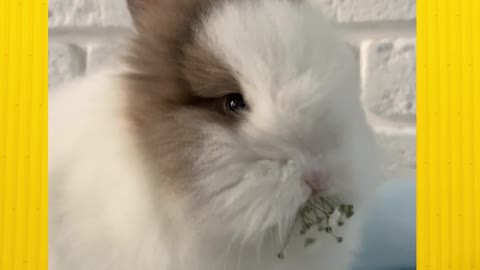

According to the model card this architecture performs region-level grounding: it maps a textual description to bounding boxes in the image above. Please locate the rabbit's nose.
[304,167,330,194]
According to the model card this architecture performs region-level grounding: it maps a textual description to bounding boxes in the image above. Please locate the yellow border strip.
[0,0,48,269]
[418,0,480,269]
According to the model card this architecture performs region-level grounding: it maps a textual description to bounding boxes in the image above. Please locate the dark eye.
[225,93,247,113]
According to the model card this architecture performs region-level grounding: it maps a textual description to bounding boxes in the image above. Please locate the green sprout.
[304,237,317,248]
[276,196,354,259]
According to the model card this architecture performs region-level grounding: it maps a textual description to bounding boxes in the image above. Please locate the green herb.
[276,196,354,259]
[304,237,317,248]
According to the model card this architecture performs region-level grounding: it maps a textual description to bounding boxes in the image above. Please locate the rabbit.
[48,0,382,269]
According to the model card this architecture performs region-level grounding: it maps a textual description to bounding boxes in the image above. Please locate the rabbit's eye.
[225,93,247,113]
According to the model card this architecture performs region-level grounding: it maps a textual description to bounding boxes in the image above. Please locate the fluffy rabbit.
[49,0,381,269]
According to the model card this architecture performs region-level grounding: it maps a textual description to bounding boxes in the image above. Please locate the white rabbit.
[49,0,382,269]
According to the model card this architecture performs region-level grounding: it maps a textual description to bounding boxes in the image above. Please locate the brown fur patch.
[122,0,243,192]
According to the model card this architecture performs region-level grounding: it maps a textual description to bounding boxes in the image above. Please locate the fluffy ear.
[126,0,205,33]
[127,0,154,29]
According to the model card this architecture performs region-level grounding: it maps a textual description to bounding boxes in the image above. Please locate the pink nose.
[304,168,330,194]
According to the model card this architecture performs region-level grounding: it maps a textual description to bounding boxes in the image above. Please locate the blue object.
[350,179,416,270]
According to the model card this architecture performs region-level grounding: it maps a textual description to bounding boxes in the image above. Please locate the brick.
[48,43,85,89]
[49,0,133,27]
[49,0,102,27]
[376,134,416,179]
[362,38,416,122]
[86,42,126,73]
[310,0,416,22]
[101,0,134,27]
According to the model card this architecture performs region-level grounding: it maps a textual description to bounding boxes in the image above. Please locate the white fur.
[49,1,382,269]
[194,0,380,241]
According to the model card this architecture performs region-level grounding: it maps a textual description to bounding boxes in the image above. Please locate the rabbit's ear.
[127,0,154,29]
[126,0,205,33]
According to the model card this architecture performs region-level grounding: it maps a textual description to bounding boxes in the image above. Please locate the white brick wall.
[48,0,416,179]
